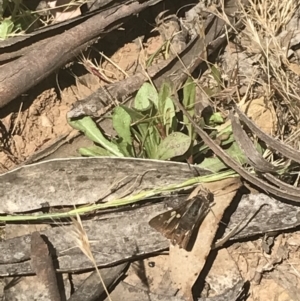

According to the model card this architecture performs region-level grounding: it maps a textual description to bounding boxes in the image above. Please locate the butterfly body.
[149,190,213,250]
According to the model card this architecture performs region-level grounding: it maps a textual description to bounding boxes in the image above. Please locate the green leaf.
[0,18,14,39]
[209,112,224,125]
[113,139,133,157]
[68,116,124,157]
[197,124,234,154]
[198,157,228,173]
[158,82,171,116]
[226,141,247,164]
[112,106,132,145]
[121,105,149,139]
[163,97,176,134]
[119,104,162,158]
[182,78,196,137]
[155,132,191,160]
[183,78,196,115]
[198,141,247,172]
[78,146,115,157]
[210,65,222,86]
[135,83,158,110]
[157,83,177,134]
[120,105,154,154]
[120,105,145,123]
[145,124,160,158]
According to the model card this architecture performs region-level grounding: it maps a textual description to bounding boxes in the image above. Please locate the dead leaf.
[241,97,277,135]
[286,62,300,76]
[168,177,241,300]
[1,113,13,133]
[205,249,243,296]
[47,0,81,22]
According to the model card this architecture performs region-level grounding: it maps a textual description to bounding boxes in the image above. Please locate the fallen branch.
[0,0,163,109]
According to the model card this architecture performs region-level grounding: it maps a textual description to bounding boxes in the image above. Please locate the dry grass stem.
[71,213,113,301]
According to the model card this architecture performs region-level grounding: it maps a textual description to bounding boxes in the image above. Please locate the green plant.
[0,0,39,39]
[68,79,248,170]
[69,81,194,161]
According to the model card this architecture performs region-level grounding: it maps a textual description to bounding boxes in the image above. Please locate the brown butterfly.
[149,190,213,250]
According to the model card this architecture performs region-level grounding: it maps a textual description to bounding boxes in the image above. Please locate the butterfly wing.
[149,195,211,249]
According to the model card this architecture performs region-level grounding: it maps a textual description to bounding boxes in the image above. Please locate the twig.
[30,231,61,301]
